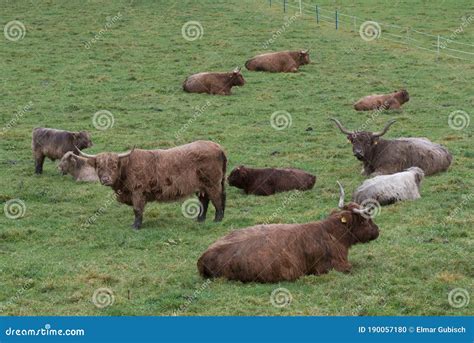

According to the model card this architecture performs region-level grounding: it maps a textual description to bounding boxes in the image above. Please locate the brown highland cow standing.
[245,50,310,72]
[183,67,245,95]
[354,89,410,111]
[32,127,93,174]
[197,182,379,283]
[227,166,316,196]
[78,141,227,230]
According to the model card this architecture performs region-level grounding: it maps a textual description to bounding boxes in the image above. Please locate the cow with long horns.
[197,182,379,283]
[78,141,227,229]
[331,118,452,176]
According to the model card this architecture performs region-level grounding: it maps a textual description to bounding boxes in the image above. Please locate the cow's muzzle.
[354,152,364,161]
[100,177,113,186]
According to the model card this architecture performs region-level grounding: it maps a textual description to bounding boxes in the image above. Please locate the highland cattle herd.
[30,50,453,283]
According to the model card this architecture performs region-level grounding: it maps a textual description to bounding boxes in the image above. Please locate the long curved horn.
[336,181,345,209]
[233,66,241,73]
[118,146,136,159]
[330,118,353,135]
[373,119,397,137]
[351,206,371,215]
[75,146,97,158]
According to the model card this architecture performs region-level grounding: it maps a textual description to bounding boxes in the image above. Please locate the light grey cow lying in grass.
[353,167,424,206]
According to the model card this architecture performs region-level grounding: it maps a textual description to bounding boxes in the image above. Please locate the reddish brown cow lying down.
[245,50,310,72]
[227,166,316,196]
[183,67,245,95]
[354,89,409,111]
[198,182,379,283]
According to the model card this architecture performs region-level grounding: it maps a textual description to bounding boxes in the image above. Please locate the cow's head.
[58,151,79,175]
[407,166,424,186]
[298,50,310,65]
[73,131,93,150]
[228,165,248,188]
[331,118,396,161]
[395,89,410,104]
[78,148,134,186]
[230,67,245,86]
[330,182,380,244]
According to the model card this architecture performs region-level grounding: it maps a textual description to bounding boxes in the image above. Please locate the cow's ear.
[339,212,353,226]
[372,137,379,145]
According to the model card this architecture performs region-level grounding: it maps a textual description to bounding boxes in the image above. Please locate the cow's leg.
[131,193,146,230]
[34,153,45,174]
[197,192,210,222]
[208,187,224,222]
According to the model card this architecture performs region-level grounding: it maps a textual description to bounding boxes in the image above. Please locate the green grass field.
[0,0,472,316]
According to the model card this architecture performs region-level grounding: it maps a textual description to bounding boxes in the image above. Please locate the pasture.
[0,0,472,316]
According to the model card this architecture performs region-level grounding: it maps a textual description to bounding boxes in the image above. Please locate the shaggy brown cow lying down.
[197,182,379,283]
[183,67,245,95]
[58,151,98,182]
[32,127,93,174]
[227,166,316,196]
[79,141,227,229]
[245,50,310,72]
[354,89,409,111]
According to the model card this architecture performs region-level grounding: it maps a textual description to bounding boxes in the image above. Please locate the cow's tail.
[220,151,227,212]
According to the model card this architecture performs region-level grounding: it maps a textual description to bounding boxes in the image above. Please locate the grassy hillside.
[0,0,472,316]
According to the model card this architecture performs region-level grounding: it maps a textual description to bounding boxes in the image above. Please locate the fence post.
[283,0,286,13]
[316,5,319,24]
[269,0,271,7]
[299,0,302,14]
[353,16,356,32]
[437,35,440,60]
[335,10,338,30]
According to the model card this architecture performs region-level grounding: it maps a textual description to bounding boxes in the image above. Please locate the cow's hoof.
[131,224,141,230]
[197,217,206,223]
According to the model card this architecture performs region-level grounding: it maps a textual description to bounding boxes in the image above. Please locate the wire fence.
[268,0,474,61]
